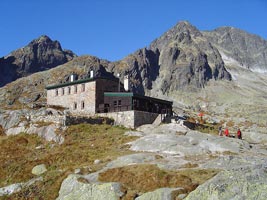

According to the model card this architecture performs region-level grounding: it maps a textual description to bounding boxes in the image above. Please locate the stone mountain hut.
[46,73,172,128]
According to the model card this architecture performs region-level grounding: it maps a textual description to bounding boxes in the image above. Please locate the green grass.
[0,124,136,200]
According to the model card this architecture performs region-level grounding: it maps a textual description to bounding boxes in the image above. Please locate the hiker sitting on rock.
[237,129,242,139]
[224,128,229,137]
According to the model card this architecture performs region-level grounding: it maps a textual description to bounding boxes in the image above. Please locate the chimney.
[70,74,77,82]
[124,75,129,91]
[90,70,94,78]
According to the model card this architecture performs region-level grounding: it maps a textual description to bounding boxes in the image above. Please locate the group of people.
[218,126,242,139]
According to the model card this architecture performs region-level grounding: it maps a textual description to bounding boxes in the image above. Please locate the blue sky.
[1,0,267,61]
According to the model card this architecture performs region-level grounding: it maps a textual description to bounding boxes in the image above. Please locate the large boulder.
[201,155,267,170]
[0,110,26,130]
[57,174,124,200]
[27,124,64,144]
[185,164,267,200]
[136,187,185,200]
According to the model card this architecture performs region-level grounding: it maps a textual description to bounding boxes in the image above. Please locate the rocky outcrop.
[0,177,42,197]
[185,164,267,200]
[56,174,124,200]
[0,35,76,87]
[136,187,185,200]
[0,108,65,143]
[108,48,160,94]
[128,129,251,157]
[203,27,267,72]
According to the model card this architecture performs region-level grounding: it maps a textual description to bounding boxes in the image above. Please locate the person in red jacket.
[237,129,242,139]
[224,128,229,137]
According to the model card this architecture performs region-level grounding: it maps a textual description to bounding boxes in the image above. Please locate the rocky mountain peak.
[0,35,77,87]
[173,20,202,36]
[28,35,62,51]
[150,21,202,51]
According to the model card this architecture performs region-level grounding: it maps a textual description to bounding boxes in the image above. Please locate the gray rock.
[0,110,26,130]
[242,131,267,145]
[106,153,158,169]
[27,124,64,144]
[56,174,124,200]
[136,187,184,200]
[185,164,267,200]
[93,159,101,165]
[32,164,47,175]
[201,155,267,170]
[6,126,27,136]
[0,183,22,196]
[128,124,251,157]
[74,169,81,174]
[0,177,42,196]
[124,131,146,137]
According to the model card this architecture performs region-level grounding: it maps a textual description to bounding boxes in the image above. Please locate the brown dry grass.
[0,125,5,136]
[34,121,53,128]
[98,164,219,199]
[0,124,136,200]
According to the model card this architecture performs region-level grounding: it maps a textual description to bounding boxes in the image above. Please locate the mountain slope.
[1,20,267,130]
[109,21,231,97]
[0,35,76,87]
[203,27,267,72]
[0,55,115,108]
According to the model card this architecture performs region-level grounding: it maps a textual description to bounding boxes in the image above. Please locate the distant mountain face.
[203,27,267,72]
[0,35,76,87]
[109,21,232,95]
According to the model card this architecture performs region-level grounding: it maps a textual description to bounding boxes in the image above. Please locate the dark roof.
[104,92,173,105]
[46,77,119,90]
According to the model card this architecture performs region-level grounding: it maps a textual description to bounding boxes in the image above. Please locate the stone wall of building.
[47,81,96,114]
[134,111,159,127]
[97,111,135,128]
[98,110,159,129]
[65,115,114,126]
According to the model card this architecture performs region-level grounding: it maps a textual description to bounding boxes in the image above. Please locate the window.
[113,101,117,106]
[73,102,77,110]
[55,89,58,96]
[68,87,71,94]
[81,101,85,109]
[62,88,65,95]
[74,85,77,94]
[118,100,121,106]
[81,84,85,92]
